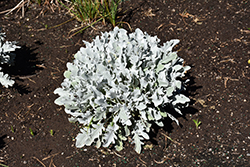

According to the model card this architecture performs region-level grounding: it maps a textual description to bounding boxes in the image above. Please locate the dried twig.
[160,132,181,145]
[219,59,236,64]
[179,10,205,25]
[2,0,30,17]
[49,155,57,167]
[139,156,147,165]
[113,151,123,157]
[153,156,172,164]
[3,0,24,15]
[42,152,60,161]
[143,8,156,17]
[33,157,46,167]
[224,77,239,88]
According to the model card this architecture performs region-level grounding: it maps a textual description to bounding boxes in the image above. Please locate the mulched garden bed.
[0,0,249,166]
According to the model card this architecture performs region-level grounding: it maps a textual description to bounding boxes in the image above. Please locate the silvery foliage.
[0,32,20,88]
[54,27,191,153]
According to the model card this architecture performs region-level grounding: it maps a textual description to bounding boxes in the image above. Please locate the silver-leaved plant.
[54,27,191,153]
[0,32,20,88]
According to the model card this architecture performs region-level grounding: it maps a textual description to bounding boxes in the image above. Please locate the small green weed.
[10,125,14,133]
[50,129,54,136]
[192,119,201,129]
[29,128,34,136]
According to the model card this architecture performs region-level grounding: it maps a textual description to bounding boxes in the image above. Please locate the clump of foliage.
[62,0,121,25]
[57,0,124,36]
[0,32,20,88]
[54,27,191,153]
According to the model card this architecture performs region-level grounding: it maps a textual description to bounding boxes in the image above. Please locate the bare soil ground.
[0,0,250,166]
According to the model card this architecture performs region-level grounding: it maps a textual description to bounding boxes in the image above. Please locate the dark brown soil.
[0,0,250,166]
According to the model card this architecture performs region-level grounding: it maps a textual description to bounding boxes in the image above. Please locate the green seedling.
[50,129,54,136]
[29,128,34,136]
[11,125,14,133]
[193,119,201,129]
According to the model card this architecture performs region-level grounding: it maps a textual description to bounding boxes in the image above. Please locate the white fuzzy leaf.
[160,111,167,117]
[92,123,104,140]
[136,103,147,110]
[183,65,191,72]
[0,72,14,88]
[151,92,163,107]
[96,138,102,148]
[174,108,183,115]
[146,110,154,120]
[75,129,89,148]
[173,64,183,72]
[93,108,106,121]
[67,63,78,76]
[63,71,71,79]
[124,125,130,136]
[115,140,124,152]
[155,120,164,127]
[103,124,119,147]
[152,109,162,120]
[173,94,190,105]
[132,133,143,154]
[167,113,179,125]
[166,87,175,97]
[156,63,165,73]
[161,52,177,64]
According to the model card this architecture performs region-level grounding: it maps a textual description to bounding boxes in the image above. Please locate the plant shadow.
[1,45,44,94]
[0,134,7,149]
[148,74,202,146]
[118,0,147,31]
